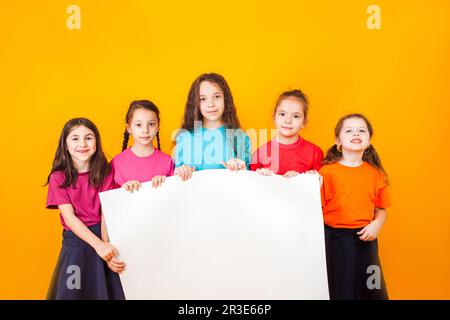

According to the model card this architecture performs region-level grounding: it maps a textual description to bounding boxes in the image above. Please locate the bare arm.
[98,209,127,273]
[59,204,117,260]
[101,213,109,242]
[357,208,387,241]
[373,208,387,227]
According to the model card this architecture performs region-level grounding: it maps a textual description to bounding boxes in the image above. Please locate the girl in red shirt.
[250,89,323,177]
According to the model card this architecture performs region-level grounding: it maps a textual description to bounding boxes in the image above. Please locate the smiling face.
[199,80,225,128]
[336,117,371,152]
[66,125,96,168]
[127,108,159,147]
[274,97,306,139]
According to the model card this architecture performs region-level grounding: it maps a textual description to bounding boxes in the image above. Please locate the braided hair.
[122,129,130,151]
[155,131,161,150]
[122,100,162,151]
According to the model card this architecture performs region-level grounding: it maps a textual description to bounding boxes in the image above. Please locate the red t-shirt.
[250,137,324,174]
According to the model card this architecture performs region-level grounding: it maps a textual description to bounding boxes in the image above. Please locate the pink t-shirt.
[46,171,115,231]
[111,148,175,187]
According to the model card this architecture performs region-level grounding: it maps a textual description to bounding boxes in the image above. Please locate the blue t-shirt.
[174,125,251,171]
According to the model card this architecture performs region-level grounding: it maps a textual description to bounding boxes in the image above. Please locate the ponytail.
[322,144,342,165]
[156,132,161,150]
[122,128,130,151]
[363,145,388,183]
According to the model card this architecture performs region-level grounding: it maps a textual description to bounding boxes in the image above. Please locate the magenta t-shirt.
[111,148,175,187]
[46,171,115,231]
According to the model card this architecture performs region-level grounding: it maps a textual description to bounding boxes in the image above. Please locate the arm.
[223,133,251,171]
[313,148,325,171]
[99,210,127,273]
[59,204,117,261]
[357,208,387,241]
[249,149,261,172]
[173,131,196,179]
[243,134,252,170]
[174,130,192,169]
[101,212,109,242]
[373,208,387,226]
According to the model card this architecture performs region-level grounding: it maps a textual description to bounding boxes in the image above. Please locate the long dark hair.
[122,100,161,151]
[45,118,110,188]
[180,73,242,131]
[323,113,388,182]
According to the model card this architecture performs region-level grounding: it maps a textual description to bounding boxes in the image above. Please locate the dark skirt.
[324,224,388,300]
[47,223,125,300]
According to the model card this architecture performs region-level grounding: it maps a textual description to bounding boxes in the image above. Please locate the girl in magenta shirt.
[46,118,124,300]
[111,100,175,191]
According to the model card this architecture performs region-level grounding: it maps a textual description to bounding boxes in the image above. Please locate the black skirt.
[47,223,125,300]
[324,224,388,300]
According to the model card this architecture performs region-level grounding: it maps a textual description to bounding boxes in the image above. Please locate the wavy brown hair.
[122,100,161,151]
[45,118,110,189]
[323,113,388,182]
[180,73,241,131]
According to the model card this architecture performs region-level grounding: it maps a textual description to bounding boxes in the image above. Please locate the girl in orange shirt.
[319,113,390,300]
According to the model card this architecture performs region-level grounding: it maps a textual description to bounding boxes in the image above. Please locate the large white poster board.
[99,169,329,299]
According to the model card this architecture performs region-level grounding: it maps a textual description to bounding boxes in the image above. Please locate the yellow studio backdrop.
[1,0,449,299]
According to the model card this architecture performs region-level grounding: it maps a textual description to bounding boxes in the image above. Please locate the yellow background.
[1,0,449,299]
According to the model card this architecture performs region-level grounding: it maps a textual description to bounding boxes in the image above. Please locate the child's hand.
[122,180,142,192]
[283,171,299,178]
[301,170,323,186]
[256,168,274,176]
[357,220,383,241]
[151,175,166,188]
[174,165,195,181]
[302,170,318,175]
[95,241,118,261]
[221,158,246,171]
[107,257,126,274]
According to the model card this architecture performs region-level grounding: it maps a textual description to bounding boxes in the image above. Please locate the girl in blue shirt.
[174,73,251,180]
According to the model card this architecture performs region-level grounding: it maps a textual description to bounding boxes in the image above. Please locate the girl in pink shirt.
[111,100,175,191]
[45,118,124,300]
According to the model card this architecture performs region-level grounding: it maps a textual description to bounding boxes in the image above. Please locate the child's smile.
[199,80,225,128]
[350,138,362,144]
[337,118,370,151]
[274,97,306,143]
[66,125,97,168]
[76,148,91,154]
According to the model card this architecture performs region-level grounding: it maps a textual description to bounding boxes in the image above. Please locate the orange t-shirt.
[319,162,391,229]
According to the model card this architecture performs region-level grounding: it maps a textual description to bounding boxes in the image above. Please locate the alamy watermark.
[170,121,281,171]
[66,265,81,290]
[366,264,382,290]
